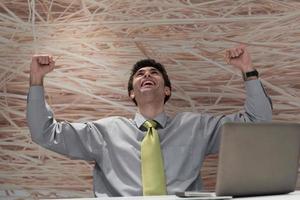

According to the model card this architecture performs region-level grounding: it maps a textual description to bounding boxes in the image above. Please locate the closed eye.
[134,68,160,77]
[150,69,160,75]
[135,71,144,77]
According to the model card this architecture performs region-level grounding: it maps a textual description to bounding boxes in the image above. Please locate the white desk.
[47,191,300,200]
[233,191,300,200]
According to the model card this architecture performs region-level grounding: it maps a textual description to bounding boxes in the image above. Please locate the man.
[27,45,272,197]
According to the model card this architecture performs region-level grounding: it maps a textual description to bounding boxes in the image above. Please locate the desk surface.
[45,191,300,200]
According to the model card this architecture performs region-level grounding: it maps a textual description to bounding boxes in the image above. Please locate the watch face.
[243,70,258,81]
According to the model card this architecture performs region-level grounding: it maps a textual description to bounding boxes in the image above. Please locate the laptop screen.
[216,122,300,197]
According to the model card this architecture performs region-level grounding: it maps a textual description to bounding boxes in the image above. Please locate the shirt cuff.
[245,79,265,96]
[28,86,45,100]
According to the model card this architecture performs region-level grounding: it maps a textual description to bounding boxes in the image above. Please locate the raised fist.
[225,44,254,73]
[30,55,55,85]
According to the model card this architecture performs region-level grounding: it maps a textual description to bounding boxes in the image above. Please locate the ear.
[164,87,171,96]
[129,90,135,99]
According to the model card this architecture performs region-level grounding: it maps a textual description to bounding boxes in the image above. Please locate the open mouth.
[141,80,155,87]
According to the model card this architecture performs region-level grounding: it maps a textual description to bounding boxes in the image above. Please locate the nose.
[143,70,151,78]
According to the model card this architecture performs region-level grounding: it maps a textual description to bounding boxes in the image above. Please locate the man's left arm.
[225,44,272,121]
[205,45,272,154]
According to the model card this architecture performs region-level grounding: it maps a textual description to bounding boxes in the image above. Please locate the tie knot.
[143,120,157,129]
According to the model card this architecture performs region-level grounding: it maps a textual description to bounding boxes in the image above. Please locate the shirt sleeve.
[205,79,273,155]
[26,86,105,161]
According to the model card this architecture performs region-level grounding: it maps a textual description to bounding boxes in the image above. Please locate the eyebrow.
[136,68,159,73]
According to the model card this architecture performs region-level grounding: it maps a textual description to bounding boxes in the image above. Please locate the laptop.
[176,122,300,199]
[215,122,300,197]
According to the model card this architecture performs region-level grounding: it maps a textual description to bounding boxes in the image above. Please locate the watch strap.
[243,69,259,81]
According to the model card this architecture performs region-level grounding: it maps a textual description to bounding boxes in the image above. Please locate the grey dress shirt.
[26,80,272,197]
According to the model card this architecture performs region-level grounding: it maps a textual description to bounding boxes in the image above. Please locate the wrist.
[242,69,259,81]
[241,66,254,73]
[30,74,44,86]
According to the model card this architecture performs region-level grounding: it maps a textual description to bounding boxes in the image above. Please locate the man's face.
[130,66,170,105]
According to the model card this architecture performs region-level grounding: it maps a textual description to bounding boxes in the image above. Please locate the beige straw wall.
[0,0,300,199]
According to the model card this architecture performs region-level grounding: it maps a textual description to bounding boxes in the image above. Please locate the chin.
[140,86,157,92]
[140,88,154,93]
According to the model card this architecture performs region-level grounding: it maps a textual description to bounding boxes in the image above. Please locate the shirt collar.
[134,111,167,130]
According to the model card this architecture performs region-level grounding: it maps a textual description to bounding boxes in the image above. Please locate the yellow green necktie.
[141,120,167,196]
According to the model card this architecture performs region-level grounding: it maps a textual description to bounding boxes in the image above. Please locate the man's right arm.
[27,55,102,160]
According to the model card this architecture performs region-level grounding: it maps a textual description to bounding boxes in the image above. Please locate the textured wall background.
[1,0,300,199]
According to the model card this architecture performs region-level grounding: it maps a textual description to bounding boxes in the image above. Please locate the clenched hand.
[30,55,55,86]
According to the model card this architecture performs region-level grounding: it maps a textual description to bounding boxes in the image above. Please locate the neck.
[138,101,165,119]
